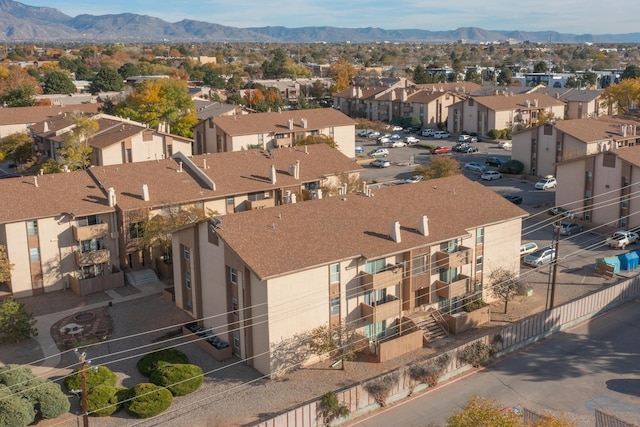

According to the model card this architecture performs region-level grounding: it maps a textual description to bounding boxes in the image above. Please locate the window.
[544,124,553,135]
[329,127,334,136]
[76,215,99,227]
[27,221,38,236]
[586,171,592,183]
[476,227,484,245]
[468,99,474,107]
[620,217,628,228]
[247,192,265,202]
[329,263,340,283]
[365,258,386,274]
[226,196,234,206]
[233,330,240,348]
[412,254,428,276]
[81,264,102,279]
[476,256,483,272]
[364,289,387,306]
[183,246,190,260]
[621,197,629,209]
[167,145,173,156]
[439,267,459,283]
[232,297,239,317]
[330,296,340,316]
[440,239,459,253]
[185,271,191,289]
[29,247,40,263]
[129,221,144,239]
[161,205,180,216]
[363,320,386,341]
[258,134,264,143]
[80,239,99,252]
[622,176,630,187]
[230,267,238,285]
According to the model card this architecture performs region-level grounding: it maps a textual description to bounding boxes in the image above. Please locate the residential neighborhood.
[1,4,640,425]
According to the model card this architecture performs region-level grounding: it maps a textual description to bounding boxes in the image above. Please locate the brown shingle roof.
[216,174,527,280]
[213,108,356,136]
[612,145,640,167]
[0,104,100,126]
[87,144,361,211]
[555,115,640,143]
[415,82,481,94]
[0,170,112,224]
[473,93,565,111]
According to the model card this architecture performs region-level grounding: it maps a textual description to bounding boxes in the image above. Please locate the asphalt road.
[349,299,640,427]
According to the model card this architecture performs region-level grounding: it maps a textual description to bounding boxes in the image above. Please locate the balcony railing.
[73,223,109,241]
[434,246,472,270]
[74,249,111,267]
[360,296,401,324]
[245,198,275,210]
[360,268,402,292]
[435,274,472,299]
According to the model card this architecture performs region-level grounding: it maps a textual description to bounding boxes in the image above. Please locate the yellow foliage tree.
[329,59,355,94]
[601,77,640,115]
[414,157,462,180]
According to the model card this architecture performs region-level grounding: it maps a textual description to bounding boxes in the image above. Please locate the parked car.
[481,170,502,180]
[421,128,435,137]
[556,221,583,236]
[404,126,420,134]
[519,242,539,257]
[357,130,369,137]
[433,131,450,139]
[523,247,556,267]
[499,141,512,149]
[485,157,505,167]
[606,230,640,249]
[370,158,391,168]
[355,146,365,154]
[452,143,469,152]
[405,136,420,144]
[368,148,389,158]
[367,131,380,139]
[464,162,486,172]
[458,134,478,143]
[386,125,403,131]
[504,194,523,204]
[378,137,391,145]
[431,146,451,155]
[404,175,423,184]
[547,206,573,218]
[535,175,557,190]
[460,145,478,153]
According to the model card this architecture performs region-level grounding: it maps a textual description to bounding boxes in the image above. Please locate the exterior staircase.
[407,308,449,343]
[124,269,160,287]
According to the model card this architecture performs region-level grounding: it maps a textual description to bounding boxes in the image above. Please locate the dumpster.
[595,257,620,274]
[618,251,639,271]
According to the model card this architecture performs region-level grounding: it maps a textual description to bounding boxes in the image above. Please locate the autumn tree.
[446,395,521,427]
[0,244,13,284]
[58,116,99,171]
[0,132,33,167]
[414,157,461,180]
[601,78,640,114]
[0,66,42,105]
[295,134,337,148]
[489,267,523,314]
[329,58,355,94]
[114,78,197,138]
[243,88,265,109]
[89,66,124,93]
[42,70,76,94]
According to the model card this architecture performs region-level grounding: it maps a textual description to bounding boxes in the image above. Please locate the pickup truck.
[606,230,640,249]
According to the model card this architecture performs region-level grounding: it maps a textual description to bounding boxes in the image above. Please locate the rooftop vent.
[417,215,429,236]
[142,184,150,202]
[390,221,401,243]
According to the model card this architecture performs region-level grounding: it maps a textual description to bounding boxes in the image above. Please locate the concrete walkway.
[29,281,167,376]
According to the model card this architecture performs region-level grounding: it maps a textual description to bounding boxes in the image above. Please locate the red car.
[431,146,451,155]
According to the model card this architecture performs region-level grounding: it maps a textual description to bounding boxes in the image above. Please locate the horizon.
[29,0,639,36]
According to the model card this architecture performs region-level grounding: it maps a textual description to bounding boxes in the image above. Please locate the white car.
[458,135,477,143]
[464,162,486,173]
[370,158,390,168]
[404,136,420,144]
[404,175,423,184]
[606,230,640,249]
[535,176,557,190]
[433,131,450,139]
[499,141,512,149]
[421,128,435,137]
[481,170,502,180]
[390,140,407,148]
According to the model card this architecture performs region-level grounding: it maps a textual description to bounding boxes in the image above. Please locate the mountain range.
[2,0,640,43]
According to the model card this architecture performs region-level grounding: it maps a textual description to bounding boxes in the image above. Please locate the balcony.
[360,296,400,324]
[73,223,109,241]
[360,268,402,292]
[74,249,111,267]
[434,246,472,270]
[435,274,472,299]
[244,198,275,210]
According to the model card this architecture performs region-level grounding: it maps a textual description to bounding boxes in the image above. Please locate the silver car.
[523,247,556,267]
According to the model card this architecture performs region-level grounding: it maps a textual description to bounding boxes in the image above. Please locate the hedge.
[124,383,173,418]
[86,385,128,417]
[137,348,189,377]
[149,363,204,396]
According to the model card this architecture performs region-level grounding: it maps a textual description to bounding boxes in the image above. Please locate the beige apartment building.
[192,108,357,158]
[171,174,527,376]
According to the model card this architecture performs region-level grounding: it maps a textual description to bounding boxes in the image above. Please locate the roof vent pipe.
[142,184,150,202]
[390,221,401,243]
[34,176,38,187]
[107,187,116,207]
[417,215,429,236]
[178,162,183,172]
[270,164,276,185]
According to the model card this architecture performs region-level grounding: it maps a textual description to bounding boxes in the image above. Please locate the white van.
[421,128,435,137]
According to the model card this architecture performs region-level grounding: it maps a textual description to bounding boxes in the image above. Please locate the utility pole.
[548,220,561,310]
[74,349,91,427]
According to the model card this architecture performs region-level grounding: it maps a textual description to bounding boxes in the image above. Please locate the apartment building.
[171,174,527,376]
[0,171,120,298]
[512,115,640,178]
[30,113,192,166]
[192,108,356,158]
[0,104,100,139]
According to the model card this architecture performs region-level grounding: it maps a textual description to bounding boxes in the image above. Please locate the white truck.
[606,230,640,249]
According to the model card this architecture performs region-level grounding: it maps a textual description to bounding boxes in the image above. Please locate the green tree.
[202,67,226,89]
[446,395,520,427]
[621,64,640,80]
[533,61,548,73]
[0,133,33,167]
[497,67,513,85]
[118,62,140,79]
[310,79,327,99]
[89,66,124,93]
[412,64,429,84]
[261,48,288,78]
[0,85,36,107]
[489,267,523,314]
[0,297,38,343]
[42,70,76,94]
[415,157,461,180]
[464,68,482,84]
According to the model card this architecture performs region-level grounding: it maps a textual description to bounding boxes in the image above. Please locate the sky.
[34,0,638,35]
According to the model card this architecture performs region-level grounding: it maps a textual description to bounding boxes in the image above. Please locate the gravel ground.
[1,270,618,427]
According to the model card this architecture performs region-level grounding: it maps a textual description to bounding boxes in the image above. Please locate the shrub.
[137,348,189,377]
[320,391,350,426]
[364,372,399,407]
[463,296,488,313]
[14,377,70,419]
[408,354,452,388]
[499,159,524,174]
[502,128,513,139]
[457,341,495,367]
[124,383,173,418]
[0,297,38,344]
[487,129,502,140]
[86,385,127,417]
[65,365,117,392]
[0,364,34,387]
[149,363,203,396]
[0,389,36,427]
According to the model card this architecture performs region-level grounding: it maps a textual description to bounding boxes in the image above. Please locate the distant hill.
[1,0,639,43]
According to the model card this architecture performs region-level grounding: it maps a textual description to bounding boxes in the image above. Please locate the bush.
[502,128,513,139]
[65,365,117,392]
[14,377,70,419]
[320,391,350,426]
[124,383,173,418]
[457,341,495,367]
[499,159,524,174]
[408,354,452,387]
[0,364,34,387]
[463,296,488,313]
[364,372,399,407]
[487,129,502,140]
[149,363,203,396]
[0,297,38,344]
[0,386,35,427]
[86,385,127,417]
[137,348,189,377]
